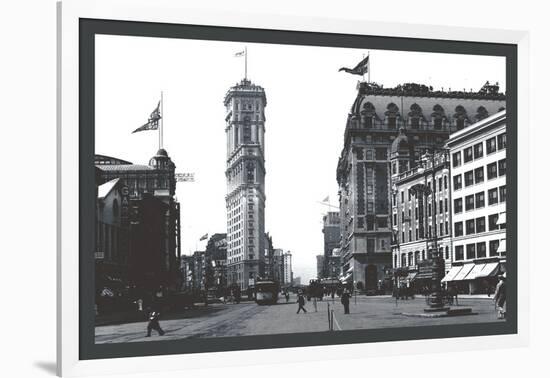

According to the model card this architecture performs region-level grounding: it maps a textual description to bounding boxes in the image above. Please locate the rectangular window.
[388,117,396,128]
[367,202,374,212]
[487,162,498,180]
[408,230,412,242]
[455,245,464,260]
[474,167,484,184]
[499,186,507,203]
[489,240,500,256]
[375,148,387,160]
[445,199,448,212]
[464,171,474,187]
[463,147,473,163]
[401,191,404,202]
[466,219,475,235]
[444,176,448,189]
[489,214,499,231]
[433,118,442,129]
[488,188,499,205]
[453,175,462,191]
[466,244,476,259]
[454,198,463,214]
[445,221,449,235]
[475,192,485,208]
[477,242,487,258]
[454,222,463,237]
[439,223,444,236]
[498,159,506,176]
[438,177,443,192]
[377,217,388,228]
[474,142,484,159]
[452,152,462,167]
[497,133,506,150]
[486,137,497,154]
[366,150,373,160]
[365,117,373,128]
[439,199,443,214]
[456,118,465,130]
[476,217,486,233]
[415,207,418,220]
[465,195,475,211]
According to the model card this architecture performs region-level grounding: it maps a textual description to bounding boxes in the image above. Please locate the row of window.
[453,159,506,190]
[455,240,502,261]
[399,221,450,243]
[454,186,507,213]
[396,246,452,268]
[454,213,505,237]
[452,133,506,168]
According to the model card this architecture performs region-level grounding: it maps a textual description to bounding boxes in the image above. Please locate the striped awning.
[441,265,463,282]
[452,263,475,281]
[478,262,500,278]
[464,264,487,280]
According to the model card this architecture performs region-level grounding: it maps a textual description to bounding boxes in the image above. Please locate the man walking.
[494,275,506,319]
[296,291,307,314]
[341,288,351,314]
[145,307,165,337]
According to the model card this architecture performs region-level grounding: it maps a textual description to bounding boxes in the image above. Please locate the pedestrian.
[285,291,290,303]
[341,288,351,314]
[313,296,318,312]
[145,307,165,337]
[296,291,307,314]
[493,275,506,319]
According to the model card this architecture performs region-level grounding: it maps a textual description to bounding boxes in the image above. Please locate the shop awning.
[340,273,353,283]
[441,265,463,283]
[496,239,506,253]
[478,262,501,278]
[496,212,506,225]
[452,263,475,281]
[464,264,487,280]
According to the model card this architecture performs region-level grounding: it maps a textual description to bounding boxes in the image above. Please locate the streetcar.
[254,280,279,305]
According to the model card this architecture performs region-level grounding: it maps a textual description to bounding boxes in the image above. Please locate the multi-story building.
[337,81,505,291]
[322,212,340,278]
[224,78,268,290]
[316,255,325,278]
[95,149,181,291]
[272,249,285,285]
[390,135,452,290]
[443,111,507,294]
[283,251,293,286]
[205,233,228,294]
[95,178,130,295]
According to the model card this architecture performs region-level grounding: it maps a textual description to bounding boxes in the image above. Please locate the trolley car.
[254,280,279,305]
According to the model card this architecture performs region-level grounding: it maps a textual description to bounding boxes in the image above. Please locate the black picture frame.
[79,18,517,360]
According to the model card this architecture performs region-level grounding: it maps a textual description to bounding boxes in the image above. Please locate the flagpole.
[245,47,248,80]
[368,51,371,84]
[160,91,164,149]
[362,53,365,82]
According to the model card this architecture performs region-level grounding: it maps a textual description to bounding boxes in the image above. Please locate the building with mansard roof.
[336,81,505,292]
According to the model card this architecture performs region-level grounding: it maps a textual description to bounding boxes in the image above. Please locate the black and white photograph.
[91,30,511,346]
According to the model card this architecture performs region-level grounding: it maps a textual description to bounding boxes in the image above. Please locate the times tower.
[224,78,267,290]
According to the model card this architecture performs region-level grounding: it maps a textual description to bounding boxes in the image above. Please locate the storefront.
[442,260,505,294]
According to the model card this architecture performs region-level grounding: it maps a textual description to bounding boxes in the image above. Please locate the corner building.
[337,82,505,291]
[224,79,267,290]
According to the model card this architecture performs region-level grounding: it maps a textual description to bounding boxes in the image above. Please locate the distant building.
[224,78,268,290]
[316,255,325,278]
[444,111,507,294]
[337,81,505,291]
[283,251,293,285]
[272,249,285,285]
[292,276,302,286]
[322,212,340,277]
[205,233,228,293]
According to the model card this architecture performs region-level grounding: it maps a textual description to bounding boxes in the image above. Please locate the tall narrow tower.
[224,78,267,291]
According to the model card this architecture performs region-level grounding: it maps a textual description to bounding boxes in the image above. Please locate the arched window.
[475,106,489,121]
[431,104,446,130]
[361,101,377,128]
[385,103,400,129]
[408,103,424,130]
[453,105,469,131]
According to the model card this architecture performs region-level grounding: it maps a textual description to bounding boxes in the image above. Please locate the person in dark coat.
[145,307,165,337]
[341,289,351,314]
[296,292,307,314]
[494,275,506,319]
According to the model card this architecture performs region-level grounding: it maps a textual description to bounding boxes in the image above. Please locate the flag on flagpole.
[338,55,369,76]
[199,233,209,241]
[132,101,161,133]
[234,50,245,57]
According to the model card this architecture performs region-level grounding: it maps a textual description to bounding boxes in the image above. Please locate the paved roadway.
[95,294,504,344]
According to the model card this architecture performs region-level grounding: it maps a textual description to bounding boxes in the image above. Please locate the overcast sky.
[95,35,505,282]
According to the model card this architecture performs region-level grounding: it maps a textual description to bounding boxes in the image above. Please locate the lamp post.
[413,148,449,310]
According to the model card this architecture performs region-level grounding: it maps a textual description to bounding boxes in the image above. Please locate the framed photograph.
[58,0,529,376]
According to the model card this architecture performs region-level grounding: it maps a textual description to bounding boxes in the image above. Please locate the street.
[95,294,504,344]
